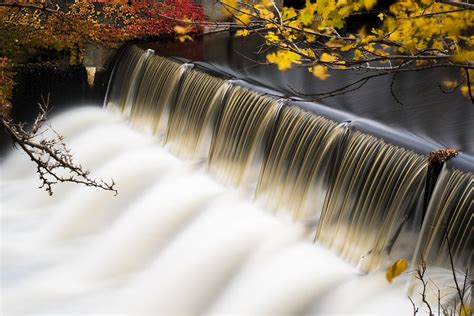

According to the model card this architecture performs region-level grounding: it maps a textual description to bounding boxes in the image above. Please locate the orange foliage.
[0,0,205,64]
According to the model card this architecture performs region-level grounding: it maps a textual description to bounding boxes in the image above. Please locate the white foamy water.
[1,107,413,315]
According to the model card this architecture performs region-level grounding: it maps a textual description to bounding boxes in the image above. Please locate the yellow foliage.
[363,0,377,9]
[177,35,193,42]
[326,38,345,48]
[299,5,316,26]
[258,8,275,20]
[386,259,408,283]
[236,8,252,26]
[226,0,471,83]
[287,20,303,29]
[265,31,279,43]
[340,43,354,52]
[236,29,250,37]
[453,49,474,62]
[282,7,297,20]
[266,50,301,71]
[310,65,330,80]
[305,33,316,42]
[260,0,274,8]
[461,85,470,97]
[221,0,238,16]
[174,25,189,35]
[300,48,316,58]
[320,52,338,62]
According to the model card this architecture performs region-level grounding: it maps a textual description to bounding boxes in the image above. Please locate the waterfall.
[256,106,344,221]
[2,45,471,314]
[409,167,473,308]
[129,55,185,136]
[104,45,471,305]
[316,131,428,271]
[208,86,282,186]
[166,69,229,159]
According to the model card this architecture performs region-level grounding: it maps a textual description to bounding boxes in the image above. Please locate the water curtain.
[166,69,230,159]
[106,46,472,280]
[409,167,472,306]
[256,106,344,221]
[316,131,428,270]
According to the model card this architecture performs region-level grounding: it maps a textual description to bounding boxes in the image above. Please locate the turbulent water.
[1,106,414,315]
[1,45,472,314]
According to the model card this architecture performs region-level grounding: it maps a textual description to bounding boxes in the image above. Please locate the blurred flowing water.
[1,45,471,315]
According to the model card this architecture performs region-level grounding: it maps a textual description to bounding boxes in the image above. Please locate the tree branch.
[435,0,474,10]
[0,102,117,196]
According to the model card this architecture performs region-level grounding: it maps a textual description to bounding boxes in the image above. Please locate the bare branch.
[1,102,118,196]
[414,261,434,316]
[408,296,419,315]
[443,229,465,310]
[435,0,474,10]
[390,72,403,106]
[464,68,473,103]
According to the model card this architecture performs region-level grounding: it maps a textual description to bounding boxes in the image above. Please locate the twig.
[415,261,434,316]
[409,296,419,315]
[464,67,473,103]
[1,102,117,196]
[390,72,403,106]
[435,0,474,10]
[444,229,465,310]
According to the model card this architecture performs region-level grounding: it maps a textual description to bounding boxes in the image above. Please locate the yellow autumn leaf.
[364,0,377,9]
[320,52,338,62]
[326,38,345,48]
[453,49,474,62]
[353,49,363,60]
[377,13,384,21]
[388,30,401,42]
[287,20,302,29]
[221,0,238,16]
[236,8,252,26]
[300,48,315,58]
[341,43,354,51]
[305,33,316,43]
[177,35,193,42]
[282,7,297,20]
[386,259,408,283]
[258,8,274,20]
[174,25,189,35]
[299,6,315,26]
[266,50,301,71]
[260,0,273,8]
[236,29,250,37]
[461,84,469,96]
[265,31,279,43]
[311,65,330,80]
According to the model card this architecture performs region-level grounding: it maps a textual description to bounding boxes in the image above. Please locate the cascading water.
[316,131,428,271]
[166,68,229,159]
[409,167,472,308]
[256,106,343,220]
[1,45,471,315]
[208,85,281,186]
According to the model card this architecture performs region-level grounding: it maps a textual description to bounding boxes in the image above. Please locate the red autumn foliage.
[0,0,205,63]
